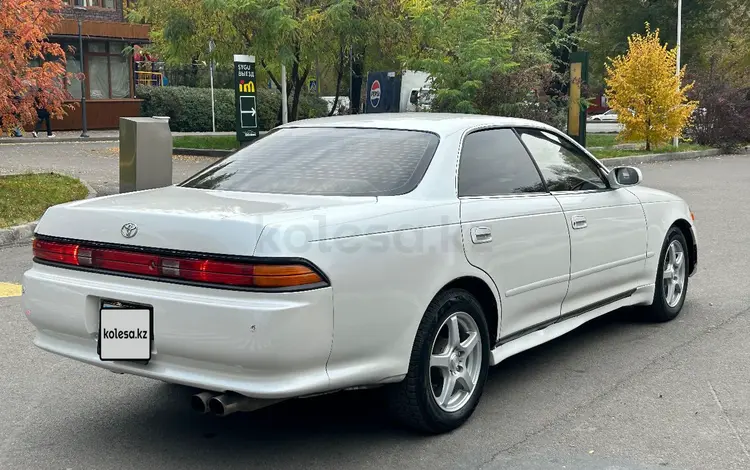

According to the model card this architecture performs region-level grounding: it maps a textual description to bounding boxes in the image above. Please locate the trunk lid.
[34,186,377,256]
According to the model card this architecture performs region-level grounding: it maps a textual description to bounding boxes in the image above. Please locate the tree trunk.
[549,0,590,95]
[329,44,345,116]
[290,59,301,121]
[350,46,365,114]
[287,44,311,122]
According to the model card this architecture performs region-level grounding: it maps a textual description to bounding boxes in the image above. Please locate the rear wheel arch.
[388,279,495,433]
[432,276,499,345]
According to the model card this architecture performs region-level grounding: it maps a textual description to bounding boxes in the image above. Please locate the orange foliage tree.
[0,0,74,132]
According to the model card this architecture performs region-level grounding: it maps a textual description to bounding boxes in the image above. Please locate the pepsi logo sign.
[370,80,381,108]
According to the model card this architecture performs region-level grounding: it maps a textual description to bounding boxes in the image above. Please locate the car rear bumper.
[21,263,335,399]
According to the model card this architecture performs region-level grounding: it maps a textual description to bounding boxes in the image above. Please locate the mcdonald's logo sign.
[239,80,255,93]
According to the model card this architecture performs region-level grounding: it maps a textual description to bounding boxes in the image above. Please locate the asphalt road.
[587,121,623,133]
[2,154,750,469]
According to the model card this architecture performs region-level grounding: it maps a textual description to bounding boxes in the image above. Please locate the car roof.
[276,113,560,137]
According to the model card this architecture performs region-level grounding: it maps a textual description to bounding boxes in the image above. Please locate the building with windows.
[47,0,150,130]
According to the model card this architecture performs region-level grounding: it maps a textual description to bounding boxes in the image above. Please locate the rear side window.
[179,127,440,196]
[458,128,546,197]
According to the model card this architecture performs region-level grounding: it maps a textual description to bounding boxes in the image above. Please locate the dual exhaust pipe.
[191,391,280,417]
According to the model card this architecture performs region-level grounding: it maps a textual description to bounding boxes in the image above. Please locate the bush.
[135,86,329,132]
[468,64,568,130]
[684,72,750,152]
[297,93,330,120]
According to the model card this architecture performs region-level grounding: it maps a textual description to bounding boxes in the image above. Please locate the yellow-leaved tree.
[605,24,698,150]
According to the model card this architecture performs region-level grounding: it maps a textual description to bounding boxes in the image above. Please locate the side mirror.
[608,166,642,187]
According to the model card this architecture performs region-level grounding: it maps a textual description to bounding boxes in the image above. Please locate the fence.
[135,70,163,87]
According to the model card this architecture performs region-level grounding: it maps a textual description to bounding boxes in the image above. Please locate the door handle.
[470,226,493,244]
[571,215,587,230]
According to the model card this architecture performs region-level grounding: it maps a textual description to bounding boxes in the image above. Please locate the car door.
[458,127,571,343]
[515,127,648,317]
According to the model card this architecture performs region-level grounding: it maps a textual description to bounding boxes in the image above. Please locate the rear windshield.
[179,127,440,196]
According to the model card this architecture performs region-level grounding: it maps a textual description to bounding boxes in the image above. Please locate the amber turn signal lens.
[253,264,324,287]
[690,211,695,221]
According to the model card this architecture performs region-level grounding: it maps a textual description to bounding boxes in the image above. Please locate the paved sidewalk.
[0,141,215,196]
[0,129,236,144]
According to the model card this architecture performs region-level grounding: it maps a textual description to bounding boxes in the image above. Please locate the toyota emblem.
[121,223,138,239]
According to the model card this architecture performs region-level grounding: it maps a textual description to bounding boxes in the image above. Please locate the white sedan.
[590,110,619,121]
[21,113,697,434]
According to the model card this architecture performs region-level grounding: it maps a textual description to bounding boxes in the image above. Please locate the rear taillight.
[32,238,326,290]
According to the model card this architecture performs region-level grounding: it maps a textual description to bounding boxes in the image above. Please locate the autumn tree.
[0,0,73,132]
[605,24,698,150]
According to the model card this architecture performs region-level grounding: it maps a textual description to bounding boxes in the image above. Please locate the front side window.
[517,128,608,192]
[180,127,440,196]
[458,128,546,197]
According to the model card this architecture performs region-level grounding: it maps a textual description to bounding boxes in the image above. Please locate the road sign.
[233,54,260,143]
[308,79,317,93]
[239,96,257,129]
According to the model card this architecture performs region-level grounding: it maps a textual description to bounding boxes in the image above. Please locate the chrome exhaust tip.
[191,391,216,414]
[208,393,282,417]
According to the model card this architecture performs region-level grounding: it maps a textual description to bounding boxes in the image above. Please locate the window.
[458,128,546,197]
[62,0,115,8]
[179,127,441,196]
[88,56,110,99]
[84,41,132,99]
[517,128,608,192]
[39,40,132,100]
[66,56,83,100]
[109,54,131,98]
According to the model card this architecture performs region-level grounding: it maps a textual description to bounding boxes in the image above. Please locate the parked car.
[590,109,619,121]
[21,113,697,434]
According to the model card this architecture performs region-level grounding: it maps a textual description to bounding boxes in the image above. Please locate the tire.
[386,288,491,434]
[643,226,690,322]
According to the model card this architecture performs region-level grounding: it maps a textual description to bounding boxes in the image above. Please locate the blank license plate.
[98,304,152,361]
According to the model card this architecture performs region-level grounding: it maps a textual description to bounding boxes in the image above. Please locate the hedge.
[135,86,329,132]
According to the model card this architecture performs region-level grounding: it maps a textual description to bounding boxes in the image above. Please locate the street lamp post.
[673,0,682,148]
[73,5,89,138]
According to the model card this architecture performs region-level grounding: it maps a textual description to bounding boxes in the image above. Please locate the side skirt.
[489,283,655,367]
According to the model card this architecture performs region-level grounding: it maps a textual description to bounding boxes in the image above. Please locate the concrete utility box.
[119,117,173,193]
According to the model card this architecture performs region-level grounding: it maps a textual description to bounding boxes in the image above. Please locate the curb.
[173,147,235,158]
[602,147,750,168]
[0,137,119,144]
[0,173,98,248]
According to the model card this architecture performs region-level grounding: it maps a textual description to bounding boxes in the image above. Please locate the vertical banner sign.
[567,51,589,147]
[233,54,260,143]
